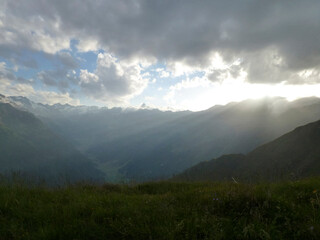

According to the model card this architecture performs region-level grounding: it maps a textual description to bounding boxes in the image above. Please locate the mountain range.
[2,93,320,182]
[0,94,103,184]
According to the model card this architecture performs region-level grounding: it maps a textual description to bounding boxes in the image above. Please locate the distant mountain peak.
[8,96,32,106]
[140,103,154,110]
[140,103,147,108]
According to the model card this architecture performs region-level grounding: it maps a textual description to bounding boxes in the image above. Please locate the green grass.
[1,178,320,239]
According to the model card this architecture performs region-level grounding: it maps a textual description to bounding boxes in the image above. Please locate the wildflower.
[313,189,317,194]
[213,193,219,201]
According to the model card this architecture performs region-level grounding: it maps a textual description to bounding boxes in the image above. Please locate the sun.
[164,74,320,111]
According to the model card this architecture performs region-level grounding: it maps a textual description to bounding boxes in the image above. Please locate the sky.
[1,0,320,111]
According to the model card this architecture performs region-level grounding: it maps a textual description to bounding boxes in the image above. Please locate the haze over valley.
[2,94,320,182]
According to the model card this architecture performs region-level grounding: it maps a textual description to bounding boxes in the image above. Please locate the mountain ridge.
[174,119,320,182]
[0,102,104,183]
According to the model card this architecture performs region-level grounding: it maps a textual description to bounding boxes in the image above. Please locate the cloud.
[155,68,170,78]
[1,83,79,105]
[0,62,32,84]
[57,52,78,69]
[37,52,79,92]
[0,1,70,55]
[37,69,75,91]
[0,62,79,105]
[2,0,320,103]
[79,53,148,105]
[45,0,320,84]
[77,39,100,53]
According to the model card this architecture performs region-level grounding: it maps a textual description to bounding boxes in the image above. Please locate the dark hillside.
[244,120,320,180]
[176,119,320,182]
[0,103,103,183]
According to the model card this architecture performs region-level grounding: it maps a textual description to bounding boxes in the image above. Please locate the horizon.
[2,92,320,113]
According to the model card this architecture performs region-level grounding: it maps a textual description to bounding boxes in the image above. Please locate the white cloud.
[77,39,100,53]
[166,61,202,77]
[144,96,154,101]
[80,53,148,105]
[0,61,8,74]
[79,70,99,84]
[159,70,170,78]
[164,76,212,106]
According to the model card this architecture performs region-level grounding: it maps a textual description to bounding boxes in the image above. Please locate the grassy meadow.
[1,178,320,239]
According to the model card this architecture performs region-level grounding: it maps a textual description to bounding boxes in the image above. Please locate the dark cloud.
[52,1,320,73]
[2,0,320,85]
[56,52,79,69]
[0,46,38,69]
[37,68,78,92]
[0,63,31,84]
